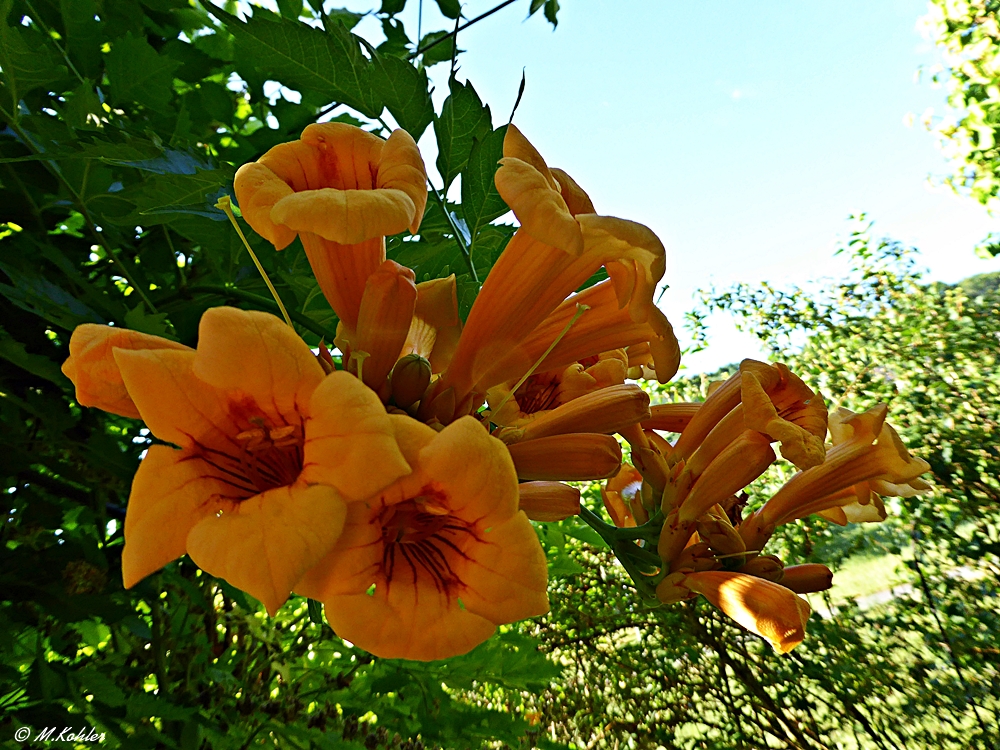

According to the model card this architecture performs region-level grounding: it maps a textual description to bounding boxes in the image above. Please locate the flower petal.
[114,348,243,451]
[378,128,428,234]
[458,512,550,624]
[301,372,411,501]
[271,188,417,245]
[419,416,519,527]
[233,162,297,250]
[191,307,324,422]
[62,325,191,419]
[186,482,347,616]
[326,588,497,661]
[685,570,811,653]
[121,445,228,587]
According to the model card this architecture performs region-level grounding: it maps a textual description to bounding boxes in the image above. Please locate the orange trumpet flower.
[234,123,428,331]
[62,308,410,615]
[296,416,549,661]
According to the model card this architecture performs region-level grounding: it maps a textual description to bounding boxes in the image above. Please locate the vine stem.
[409,0,520,60]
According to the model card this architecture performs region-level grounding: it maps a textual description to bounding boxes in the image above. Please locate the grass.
[826,549,910,604]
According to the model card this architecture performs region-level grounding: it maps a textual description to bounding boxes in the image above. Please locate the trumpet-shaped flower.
[680,570,811,653]
[62,308,410,615]
[234,123,427,331]
[424,125,676,421]
[739,404,931,549]
[295,415,549,661]
[486,349,627,428]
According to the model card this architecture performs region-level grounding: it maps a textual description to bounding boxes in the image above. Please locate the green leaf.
[461,125,509,251]
[124,302,176,339]
[380,0,406,15]
[212,6,380,117]
[117,167,234,224]
[378,17,411,58]
[276,0,303,20]
[435,78,493,191]
[434,0,462,20]
[369,49,433,138]
[0,260,107,330]
[418,30,460,67]
[105,32,181,114]
[325,8,366,30]
[529,0,545,14]
[0,4,68,107]
[59,0,103,78]
[544,0,560,26]
[0,326,69,385]
[60,80,103,131]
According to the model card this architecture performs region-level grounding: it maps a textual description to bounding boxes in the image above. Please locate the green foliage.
[924,0,1000,239]
[0,1,566,746]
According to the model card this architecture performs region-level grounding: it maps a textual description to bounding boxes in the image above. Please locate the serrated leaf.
[436,78,493,190]
[0,5,68,106]
[369,49,433,138]
[117,167,234,224]
[276,0,303,19]
[461,125,509,251]
[105,32,181,114]
[378,17,411,58]
[0,261,106,330]
[59,0,103,78]
[212,6,380,117]
[326,8,365,29]
[434,0,462,19]
[61,80,104,130]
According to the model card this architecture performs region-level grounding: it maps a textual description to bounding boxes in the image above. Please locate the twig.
[409,0,519,59]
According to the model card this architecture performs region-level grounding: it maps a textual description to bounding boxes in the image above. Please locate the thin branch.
[409,0,519,59]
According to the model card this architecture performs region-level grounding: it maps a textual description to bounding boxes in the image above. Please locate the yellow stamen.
[490,303,590,419]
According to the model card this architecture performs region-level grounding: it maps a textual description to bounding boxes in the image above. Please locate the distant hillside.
[953,271,1000,298]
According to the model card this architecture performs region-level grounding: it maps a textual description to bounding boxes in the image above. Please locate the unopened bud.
[390,354,431,409]
[696,515,746,558]
[518,482,581,522]
[740,554,785,582]
[316,341,336,374]
[781,564,833,594]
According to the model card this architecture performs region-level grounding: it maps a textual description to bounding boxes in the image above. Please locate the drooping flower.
[234,123,428,331]
[295,415,549,661]
[739,404,931,550]
[62,308,410,615]
[657,570,812,653]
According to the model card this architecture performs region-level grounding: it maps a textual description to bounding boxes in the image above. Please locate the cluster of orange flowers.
[61,121,930,660]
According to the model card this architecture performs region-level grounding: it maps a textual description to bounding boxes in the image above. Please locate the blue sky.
[286,1,1000,372]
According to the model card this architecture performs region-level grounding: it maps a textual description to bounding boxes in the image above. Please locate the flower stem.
[428,183,479,283]
[215,196,294,329]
